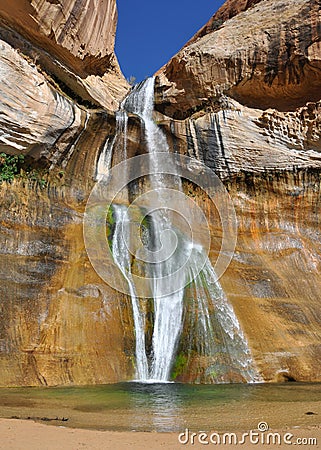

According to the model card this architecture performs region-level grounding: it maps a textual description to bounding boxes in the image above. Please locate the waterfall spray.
[95,77,261,383]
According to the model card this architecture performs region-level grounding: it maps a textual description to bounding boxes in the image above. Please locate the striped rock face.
[0,0,128,163]
[0,0,321,386]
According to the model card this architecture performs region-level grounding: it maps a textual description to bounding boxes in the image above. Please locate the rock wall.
[0,39,83,160]
[29,0,117,64]
[173,171,321,382]
[0,0,128,165]
[0,0,321,385]
[155,99,321,179]
[186,0,264,45]
[156,0,321,117]
[0,178,135,386]
[0,0,133,386]
[152,0,321,382]
[226,170,321,382]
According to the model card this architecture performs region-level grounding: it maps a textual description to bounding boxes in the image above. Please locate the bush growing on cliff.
[0,153,25,182]
[0,152,48,188]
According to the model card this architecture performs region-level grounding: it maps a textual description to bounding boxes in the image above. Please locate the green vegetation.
[0,152,48,188]
[106,206,115,250]
[141,214,149,229]
[107,206,115,226]
[25,168,48,188]
[171,353,188,380]
[0,153,25,182]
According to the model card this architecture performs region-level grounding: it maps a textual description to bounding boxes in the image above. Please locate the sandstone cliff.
[0,0,128,109]
[156,0,321,117]
[155,0,321,175]
[0,0,321,386]
[186,0,264,45]
[0,0,132,386]
[0,0,128,164]
[153,0,321,382]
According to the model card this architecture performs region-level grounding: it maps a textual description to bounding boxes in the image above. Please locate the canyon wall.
[0,0,134,386]
[0,0,321,385]
[0,0,128,162]
[156,0,321,117]
[154,0,321,382]
[172,171,321,383]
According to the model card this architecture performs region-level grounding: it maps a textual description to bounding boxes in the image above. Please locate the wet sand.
[0,418,320,450]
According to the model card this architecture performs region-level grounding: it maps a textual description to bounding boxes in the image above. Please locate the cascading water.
[112,205,149,380]
[102,77,261,383]
[96,110,128,181]
[122,78,188,381]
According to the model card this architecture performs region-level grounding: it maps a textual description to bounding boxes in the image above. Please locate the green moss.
[171,353,188,380]
[106,206,115,250]
[141,214,149,229]
[207,367,219,379]
[107,206,114,226]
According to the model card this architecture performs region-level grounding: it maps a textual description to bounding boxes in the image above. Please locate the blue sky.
[115,0,225,82]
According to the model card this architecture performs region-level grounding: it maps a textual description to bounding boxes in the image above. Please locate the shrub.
[0,153,25,182]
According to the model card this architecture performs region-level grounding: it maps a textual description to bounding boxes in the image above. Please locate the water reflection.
[0,383,320,432]
[126,382,185,431]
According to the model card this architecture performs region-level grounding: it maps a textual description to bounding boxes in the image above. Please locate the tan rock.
[30,0,117,63]
[0,0,129,111]
[0,180,132,386]
[156,0,321,117]
[0,0,128,164]
[1,0,321,386]
[0,38,83,160]
[186,0,264,45]
[223,171,321,383]
[154,0,321,177]
[156,99,321,178]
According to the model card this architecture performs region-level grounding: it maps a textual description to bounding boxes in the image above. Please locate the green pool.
[0,382,320,432]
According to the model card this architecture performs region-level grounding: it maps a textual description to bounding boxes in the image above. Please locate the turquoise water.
[0,383,320,432]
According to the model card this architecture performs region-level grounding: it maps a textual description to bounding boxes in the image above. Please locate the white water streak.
[123,78,185,381]
[101,77,260,383]
[112,205,149,380]
[96,111,128,181]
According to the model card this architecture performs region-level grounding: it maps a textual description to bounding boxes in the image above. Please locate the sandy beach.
[0,418,320,450]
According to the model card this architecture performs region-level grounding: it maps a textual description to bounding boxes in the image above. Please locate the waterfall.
[100,77,260,383]
[123,78,186,381]
[186,248,257,382]
[112,204,149,381]
[96,110,128,181]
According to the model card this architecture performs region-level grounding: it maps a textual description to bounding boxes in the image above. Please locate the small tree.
[128,75,136,86]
